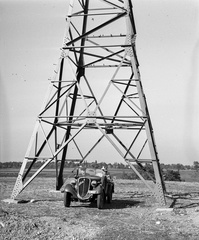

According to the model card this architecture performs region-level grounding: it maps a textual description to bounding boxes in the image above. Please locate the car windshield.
[79,167,104,177]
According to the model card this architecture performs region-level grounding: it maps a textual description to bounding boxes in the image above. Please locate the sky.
[0,0,199,166]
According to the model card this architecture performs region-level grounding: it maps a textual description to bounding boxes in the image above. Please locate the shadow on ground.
[14,197,145,210]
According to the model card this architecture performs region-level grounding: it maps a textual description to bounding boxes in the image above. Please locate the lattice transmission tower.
[11,0,166,205]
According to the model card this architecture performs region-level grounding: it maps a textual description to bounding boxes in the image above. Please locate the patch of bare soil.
[1,178,199,240]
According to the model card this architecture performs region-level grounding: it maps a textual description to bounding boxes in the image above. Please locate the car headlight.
[91,180,97,187]
[70,179,76,187]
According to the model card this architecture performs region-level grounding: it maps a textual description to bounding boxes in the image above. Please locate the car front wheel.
[64,192,71,207]
[97,191,104,209]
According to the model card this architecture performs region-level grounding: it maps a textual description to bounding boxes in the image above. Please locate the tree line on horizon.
[1,161,198,182]
[0,160,198,171]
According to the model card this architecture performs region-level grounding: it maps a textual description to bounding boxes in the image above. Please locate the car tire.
[97,191,104,209]
[107,190,112,204]
[64,192,71,207]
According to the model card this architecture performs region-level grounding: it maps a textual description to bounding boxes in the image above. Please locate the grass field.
[1,177,199,240]
[179,170,199,182]
[1,168,199,182]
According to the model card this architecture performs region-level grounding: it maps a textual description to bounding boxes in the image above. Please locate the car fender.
[94,184,104,195]
[63,184,77,198]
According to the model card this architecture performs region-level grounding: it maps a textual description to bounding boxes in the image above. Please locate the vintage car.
[61,167,114,209]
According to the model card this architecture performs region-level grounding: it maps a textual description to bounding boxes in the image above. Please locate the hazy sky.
[0,0,199,165]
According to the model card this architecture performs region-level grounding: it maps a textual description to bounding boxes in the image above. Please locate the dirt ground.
[0,177,199,240]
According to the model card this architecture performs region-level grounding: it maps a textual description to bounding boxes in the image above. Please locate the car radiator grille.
[78,178,90,198]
